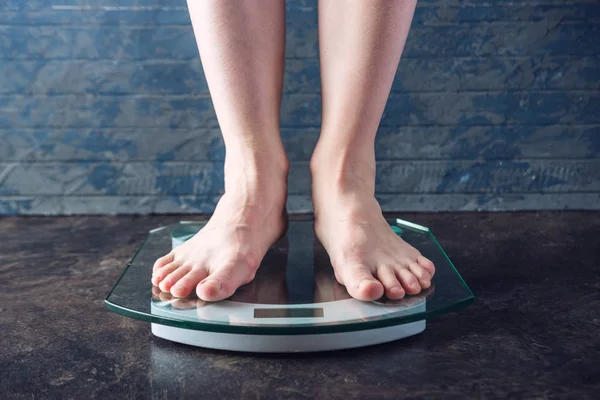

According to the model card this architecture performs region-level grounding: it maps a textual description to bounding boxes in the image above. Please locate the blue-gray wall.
[1,0,599,215]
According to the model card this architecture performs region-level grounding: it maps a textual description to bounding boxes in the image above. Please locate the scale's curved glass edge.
[106,297,475,335]
[428,228,475,300]
[394,217,474,300]
[105,219,475,335]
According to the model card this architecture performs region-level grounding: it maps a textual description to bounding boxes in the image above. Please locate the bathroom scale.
[105,218,474,353]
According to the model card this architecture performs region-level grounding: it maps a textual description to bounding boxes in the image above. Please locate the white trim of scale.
[151,319,425,353]
[150,297,427,352]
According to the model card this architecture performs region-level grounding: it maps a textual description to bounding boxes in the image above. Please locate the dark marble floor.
[0,212,598,399]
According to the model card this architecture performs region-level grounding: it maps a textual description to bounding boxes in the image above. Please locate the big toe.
[357,279,385,301]
[337,263,384,301]
[197,279,224,301]
[196,260,257,302]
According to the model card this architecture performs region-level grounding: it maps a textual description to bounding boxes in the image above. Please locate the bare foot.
[310,145,435,302]
[152,150,289,301]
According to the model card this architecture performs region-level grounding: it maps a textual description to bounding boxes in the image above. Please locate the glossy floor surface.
[1,212,599,399]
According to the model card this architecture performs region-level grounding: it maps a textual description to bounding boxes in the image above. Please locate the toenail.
[202,279,221,290]
[359,280,374,290]
[391,286,404,295]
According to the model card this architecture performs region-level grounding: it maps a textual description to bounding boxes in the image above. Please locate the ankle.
[310,140,376,197]
[223,144,289,204]
[226,137,289,175]
[227,136,289,166]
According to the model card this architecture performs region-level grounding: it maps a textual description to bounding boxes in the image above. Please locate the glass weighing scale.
[105,219,474,353]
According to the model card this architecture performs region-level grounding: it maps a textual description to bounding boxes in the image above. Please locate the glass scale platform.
[105,219,474,353]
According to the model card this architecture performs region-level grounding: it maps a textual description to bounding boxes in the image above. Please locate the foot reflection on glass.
[152,286,203,310]
[229,236,289,305]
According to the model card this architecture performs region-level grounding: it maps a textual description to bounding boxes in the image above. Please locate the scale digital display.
[254,308,325,318]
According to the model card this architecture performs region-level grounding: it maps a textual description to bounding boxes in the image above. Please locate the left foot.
[310,144,435,302]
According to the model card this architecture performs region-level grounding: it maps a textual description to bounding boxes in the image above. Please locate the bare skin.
[153,0,435,302]
[311,0,435,301]
[152,0,289,301]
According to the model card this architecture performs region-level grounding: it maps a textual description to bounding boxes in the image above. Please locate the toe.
[397,268,422,295]
[158,265,192,292]
[197,279,223,301]
[170,268,208,298]
[376,266,405,299]
[417,255,435,276]
[337,263,384,301]
[196,260,257,302]
[153,252,174,271]
[357,280,384,301]
[408,262,432,289]
[152,262,179,286]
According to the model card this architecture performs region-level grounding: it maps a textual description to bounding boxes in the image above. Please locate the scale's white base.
[151,320,426,353]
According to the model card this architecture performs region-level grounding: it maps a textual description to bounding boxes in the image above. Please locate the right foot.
[310,143,435,302]
[152,149,289,301]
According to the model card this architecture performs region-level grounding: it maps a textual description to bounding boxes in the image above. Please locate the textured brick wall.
[1,0,599,214]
